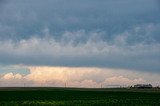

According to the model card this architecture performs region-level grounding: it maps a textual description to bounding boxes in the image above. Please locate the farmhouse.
[134,84,152,88]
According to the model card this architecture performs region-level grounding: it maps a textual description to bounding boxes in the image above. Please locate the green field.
[0,87,160,106]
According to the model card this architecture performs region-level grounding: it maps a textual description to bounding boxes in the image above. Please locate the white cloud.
[0,66,159,87]
[103,76,146,86]
[2,73,22,80]
[2,73,14,80]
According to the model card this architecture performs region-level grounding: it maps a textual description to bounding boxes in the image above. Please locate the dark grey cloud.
[0,0,160,72]
[0,0,159,41]
[0,0,7,9]
[0,0,6,4]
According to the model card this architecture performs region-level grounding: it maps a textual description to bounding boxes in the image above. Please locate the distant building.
[134,84,152,89]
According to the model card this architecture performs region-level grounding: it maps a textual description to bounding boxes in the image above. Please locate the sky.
[0,0,160,87]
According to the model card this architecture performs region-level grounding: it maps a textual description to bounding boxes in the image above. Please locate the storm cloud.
[0,0,160,72]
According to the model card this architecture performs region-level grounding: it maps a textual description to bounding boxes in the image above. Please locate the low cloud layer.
[0,26,160,72]
[0,66,160,87]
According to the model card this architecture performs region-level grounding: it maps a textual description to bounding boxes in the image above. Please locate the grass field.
[0,87,160,106]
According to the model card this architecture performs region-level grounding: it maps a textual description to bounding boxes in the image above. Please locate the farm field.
[0,87,160,106]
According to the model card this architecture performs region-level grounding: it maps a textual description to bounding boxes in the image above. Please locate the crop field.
[0,87,160,106]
